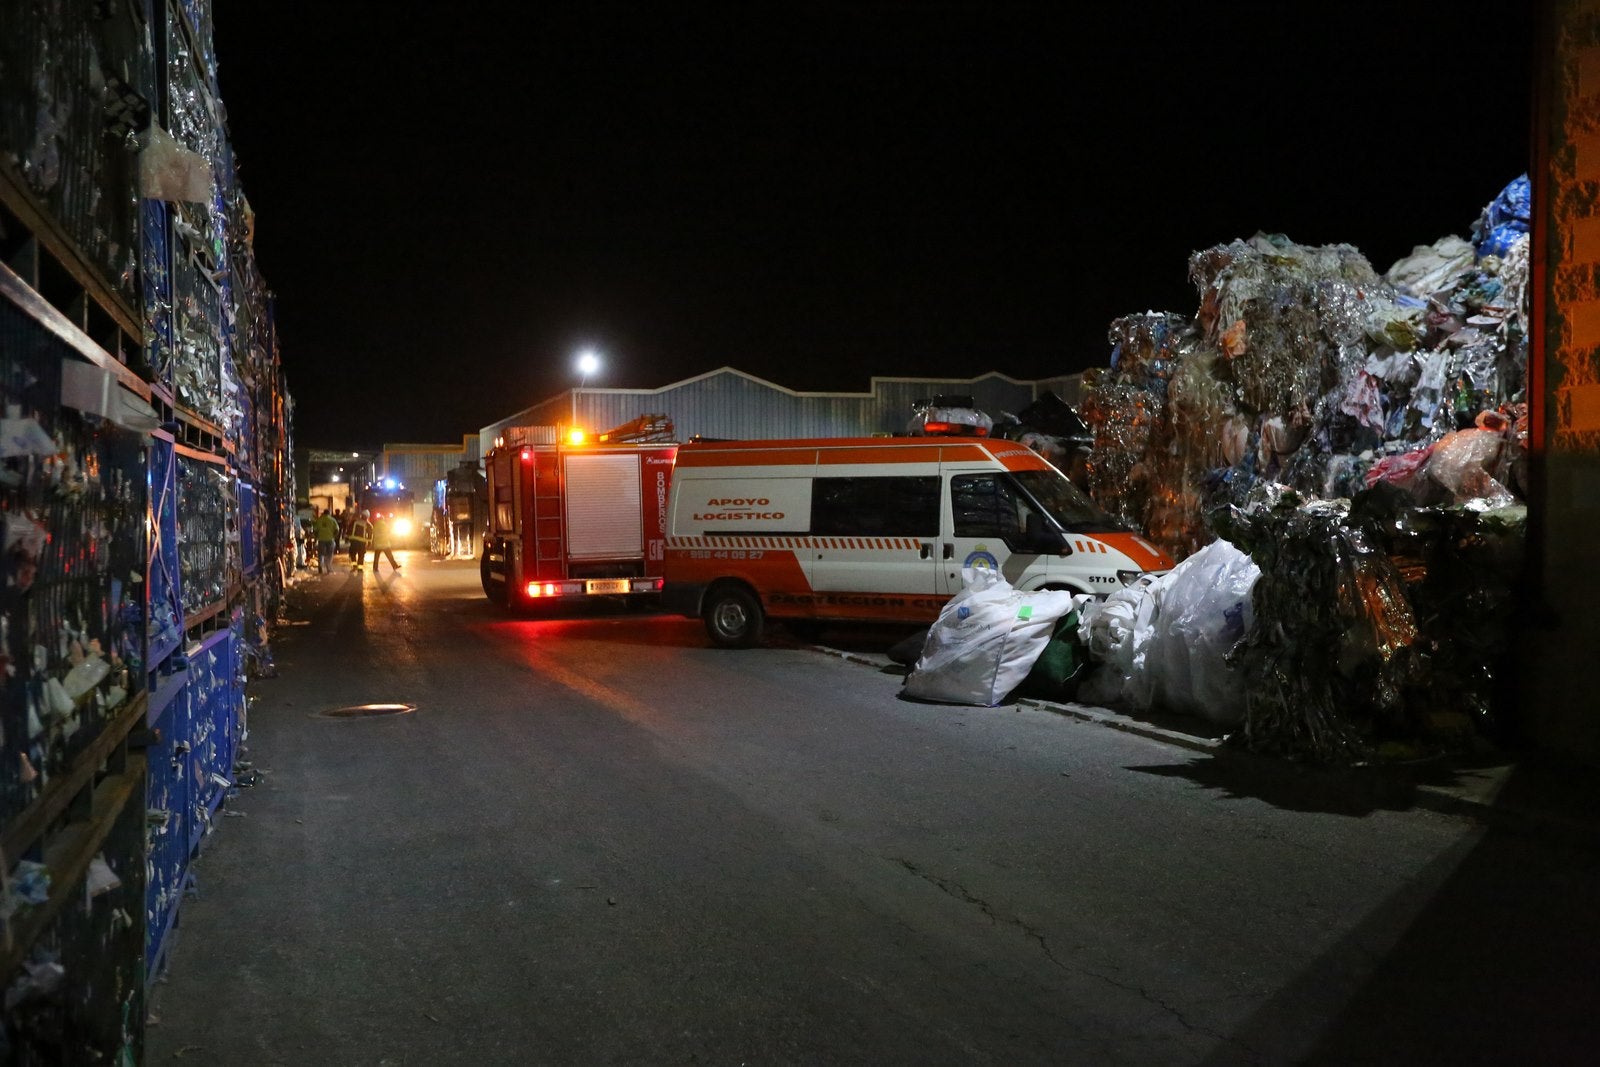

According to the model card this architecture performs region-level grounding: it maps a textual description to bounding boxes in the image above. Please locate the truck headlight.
[393,518,414,537]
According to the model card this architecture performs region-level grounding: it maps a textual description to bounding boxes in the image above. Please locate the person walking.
[369,512,401,573]
[348,509,372,571]
[312,507,339,574]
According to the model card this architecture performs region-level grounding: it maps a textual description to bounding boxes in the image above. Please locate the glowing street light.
[573,349,601,425]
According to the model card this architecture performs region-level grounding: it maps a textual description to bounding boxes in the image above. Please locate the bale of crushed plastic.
[1347,486,1527,744]
[1107,311,1189,396]
[1188,233,1383,419]
[1215,490,1422,764]
[1214,479,1526,763]
[1079,377,1160,530]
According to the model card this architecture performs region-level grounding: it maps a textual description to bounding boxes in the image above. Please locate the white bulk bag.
[1137,539,1259,726]
[904,569,1078,707]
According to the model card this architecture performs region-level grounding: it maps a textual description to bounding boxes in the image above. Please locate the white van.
[662,436,1173,647]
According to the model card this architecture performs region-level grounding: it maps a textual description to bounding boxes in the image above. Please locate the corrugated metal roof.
[478,367,1082,459]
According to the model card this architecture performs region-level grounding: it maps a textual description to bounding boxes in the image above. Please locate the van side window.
[811,476,939,536]
[951,473,1023,539]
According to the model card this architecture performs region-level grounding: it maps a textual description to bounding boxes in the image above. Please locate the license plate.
[586,579,630,595]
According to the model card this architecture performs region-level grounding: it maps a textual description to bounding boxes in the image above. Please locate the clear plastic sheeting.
[1075,575,1159,709]
[1385,236,1478,301]
[1426,423,1515,508]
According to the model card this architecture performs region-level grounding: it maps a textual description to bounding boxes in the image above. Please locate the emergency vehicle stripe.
[668,534,971,554]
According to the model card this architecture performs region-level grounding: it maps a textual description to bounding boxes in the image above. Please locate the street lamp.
[573,349,601,425]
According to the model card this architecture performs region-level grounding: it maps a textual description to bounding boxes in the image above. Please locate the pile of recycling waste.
[903,176,1531,765]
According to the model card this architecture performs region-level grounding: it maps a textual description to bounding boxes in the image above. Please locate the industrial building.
[477,365,1085,454]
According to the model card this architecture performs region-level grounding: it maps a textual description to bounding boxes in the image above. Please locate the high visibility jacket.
[349,518,372,542]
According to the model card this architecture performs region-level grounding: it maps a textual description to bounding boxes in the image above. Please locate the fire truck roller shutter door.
[565,453,644,559]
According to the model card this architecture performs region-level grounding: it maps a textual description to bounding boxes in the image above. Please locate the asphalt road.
[146,554,1600,1065]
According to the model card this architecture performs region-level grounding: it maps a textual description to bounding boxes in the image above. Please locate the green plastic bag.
[1019,610,1084,701]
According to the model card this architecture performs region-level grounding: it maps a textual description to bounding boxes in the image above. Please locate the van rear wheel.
[703,585,764,648]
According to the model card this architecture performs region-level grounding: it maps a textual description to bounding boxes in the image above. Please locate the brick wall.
[1530,0,1600,760]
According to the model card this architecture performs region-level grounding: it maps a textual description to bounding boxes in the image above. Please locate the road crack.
[893,857,1265,1063]
[895,858,1067,969]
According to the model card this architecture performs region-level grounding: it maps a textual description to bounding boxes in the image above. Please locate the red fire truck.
[480,425,677,610]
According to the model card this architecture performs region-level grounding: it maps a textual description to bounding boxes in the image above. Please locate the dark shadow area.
[1139,741,1600,846]
[1422,750,1600,849]
[293,570,370,636]
[1205,763,1600,1064]
[1129,751,1423,816]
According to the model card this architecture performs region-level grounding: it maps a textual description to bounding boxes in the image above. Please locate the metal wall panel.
[479,368,1085,456]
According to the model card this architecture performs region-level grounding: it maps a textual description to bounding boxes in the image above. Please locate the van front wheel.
[704,585,764,648]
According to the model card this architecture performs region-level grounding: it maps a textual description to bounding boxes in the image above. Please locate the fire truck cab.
[480,428,677,611]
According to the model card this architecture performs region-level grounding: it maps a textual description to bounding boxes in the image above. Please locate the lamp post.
[573,349,601,426]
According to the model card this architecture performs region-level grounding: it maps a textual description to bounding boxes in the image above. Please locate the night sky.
[211,3,1534,448]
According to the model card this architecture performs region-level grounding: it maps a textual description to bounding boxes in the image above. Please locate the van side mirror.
[1015,513,1069,555]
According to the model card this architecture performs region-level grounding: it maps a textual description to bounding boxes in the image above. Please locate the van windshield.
[1010,470,1125,533]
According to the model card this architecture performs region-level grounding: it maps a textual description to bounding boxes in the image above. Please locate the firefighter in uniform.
[348,509,372,570]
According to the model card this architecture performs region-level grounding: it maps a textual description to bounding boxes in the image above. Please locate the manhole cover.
[315,702,416,719]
